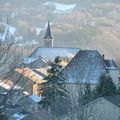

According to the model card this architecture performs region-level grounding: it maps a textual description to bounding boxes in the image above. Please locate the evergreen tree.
[94,73,116,98]
[0,111,7,120]
[39,57,68,109]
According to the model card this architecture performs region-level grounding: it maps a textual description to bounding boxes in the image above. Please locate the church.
[19,21,119,96]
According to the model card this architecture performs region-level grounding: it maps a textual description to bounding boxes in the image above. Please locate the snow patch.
[55,3,76,11]
[9,26,16,35]
[23,57,38,64]
[29,95,42,103]
[0,82,10,89]
[23,91,30,95]
[36,27,42,35]
[13,113,27,120]
[44,2,76,11]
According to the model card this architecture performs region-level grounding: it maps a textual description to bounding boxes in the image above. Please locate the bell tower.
[44,20,53,48]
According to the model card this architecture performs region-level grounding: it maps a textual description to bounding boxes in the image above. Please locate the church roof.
[44,20,53,39]
[29,47,80,61]
[60,50,107,84]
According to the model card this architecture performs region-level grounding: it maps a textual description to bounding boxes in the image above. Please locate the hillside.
[0,0,120,64]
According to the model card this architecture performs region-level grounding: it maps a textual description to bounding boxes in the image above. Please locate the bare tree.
[57,57,97,120]
[0,17,25,111]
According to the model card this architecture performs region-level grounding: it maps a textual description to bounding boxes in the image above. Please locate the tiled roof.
[61,50,106,84]
[104,60,118,70]
[103,95,120,108]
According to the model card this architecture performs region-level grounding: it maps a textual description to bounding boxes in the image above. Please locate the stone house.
[22,20,119,98]
[57,95,120,120]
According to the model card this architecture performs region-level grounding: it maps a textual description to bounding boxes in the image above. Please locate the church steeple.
[44,20,53,48]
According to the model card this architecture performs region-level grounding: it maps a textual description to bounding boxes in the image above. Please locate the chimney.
[102,54,105,60]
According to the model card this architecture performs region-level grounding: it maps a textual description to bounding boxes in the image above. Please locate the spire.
[44,20,53,39]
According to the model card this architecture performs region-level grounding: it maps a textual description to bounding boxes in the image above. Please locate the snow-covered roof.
[61,50,106,84]
[23,57,38,64]
[16,67,46,84]
[30,47,80,61]
[104,60,118,70]
[0,81,21,90]
[27,57,49,69]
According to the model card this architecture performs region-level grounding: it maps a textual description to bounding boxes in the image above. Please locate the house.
[27,21,119,85]
[0,80,27,106]
[3,20,118,120]
[15,67,47,95]
[21,21,119,98]
[17,95,42,113]
[59,50,119,104]
[61,50,119,84]
[57,95,120,120]
[3,94,55,120]
[88,95,120,120]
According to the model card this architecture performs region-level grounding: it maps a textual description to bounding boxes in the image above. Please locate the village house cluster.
[0,21,120,120]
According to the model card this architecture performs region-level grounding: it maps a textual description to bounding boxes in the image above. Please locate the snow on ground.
[13,113,27,120]
[44,2,76,11]
[36,27,42,35]
[29,95,42,103]
[55,3,76,11]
